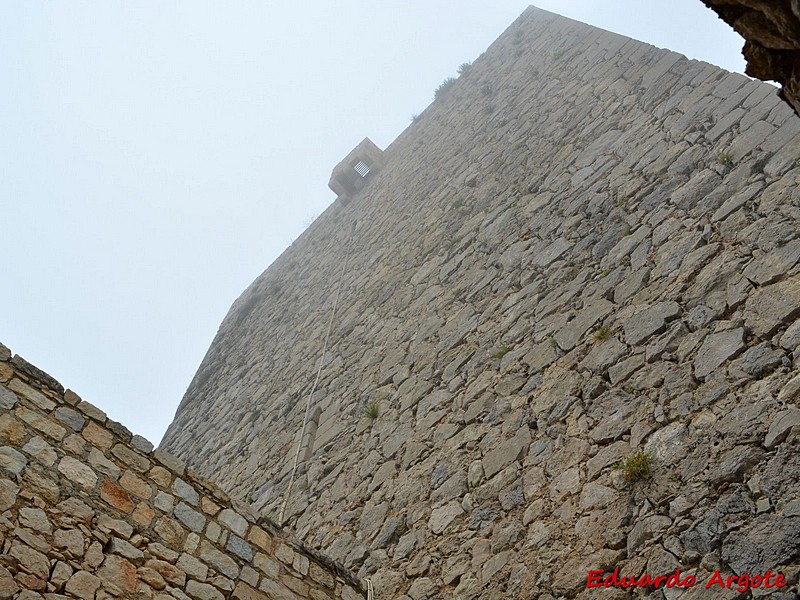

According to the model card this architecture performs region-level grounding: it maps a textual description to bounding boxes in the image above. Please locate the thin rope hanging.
[363,578,374,600]
[278,222,356,526]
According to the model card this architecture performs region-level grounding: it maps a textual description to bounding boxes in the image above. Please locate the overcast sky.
[1,2,746,445]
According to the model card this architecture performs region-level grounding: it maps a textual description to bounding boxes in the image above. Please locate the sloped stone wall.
[162,6,800,599]
[0,344,363,600]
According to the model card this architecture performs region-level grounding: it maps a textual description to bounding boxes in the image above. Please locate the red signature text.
[586,568,786,592]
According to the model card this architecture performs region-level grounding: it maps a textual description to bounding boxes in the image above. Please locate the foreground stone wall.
[163,6,800,599]
[0,344,362,600]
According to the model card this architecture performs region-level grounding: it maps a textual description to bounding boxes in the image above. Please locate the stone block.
[153,516,187,548]
[232,582,268,600]
[82,421,114,449]
[132,502,155,527]
[247,526,272,552]
[65,571,101,599]
[56,456,96,488]
[144,559,185,588]
[153,490,175,512]
[16,406,66,440]
[22,436,57,466]
[10,542,50,579]
[764,408,800,449]
[427,501,463,534]
[199,540,239,579]
[109,536,144,562]
[88,447,121,479]
[745,275,800,338]
[0,566,21,598]
[0,413,27,446]
[111,443,150,472]
[253,552,280,579]
[172,477,200,505]
[721,514,800,575]
[0,387,18,410]
[175,553,207,581]
[120,470,153,499]
[174,502,206,533]
[7,379,56,411]
[131,434,154,453]
[186,580,224,600]
[76,400,107,422]
[54,528,85,557]
[53,407,85,431]
[136,566,166,590]
[0,479,19,512]
[622,302,681,345]
[100,479,135,513]
[226,534,254,562]
[19,507,51,534]
[218,508,248,536]
[0,446,27,475]
[693,328,745,379]
[482,427,531,479]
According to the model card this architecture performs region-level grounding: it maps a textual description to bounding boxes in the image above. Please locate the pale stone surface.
[482,427,531,478]
[226,535,254,562]
[82,421,113,449]
[644,422,688,465]
[153,448,186,474]
[199,540,240,579]
[174,502,206,533]
[175,553,207,581]
[111,443,150,472]
[54,406,85,431]
[19,507,51,534]
[0,479,19,511]
[172,477,200,505]
[745,276,800,338]
[65,571,101,599]
[764,408,800,449]
[54,528,85,556]
[186,580,224,600]
[108,537,144,561]
[0,446,27,474]
[11,541,51,579]
[622,302,681,345]
[58,456,98,488]
[427,502,463,535]
[8,378,56,411]
[693,328,745,379]
[22,436,57,466]
[0,566,18,599]
[89,447,121,478]
[218,508,248,536]
[131,433,154,453]
[0,388,17,410]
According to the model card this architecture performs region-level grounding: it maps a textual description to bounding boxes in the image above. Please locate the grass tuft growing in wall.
[363,401,380,420]
[613,451,652,484]
[434,77,457,100]
[491,346,512,360]
[716,151,734,168]
[592,325,611,342]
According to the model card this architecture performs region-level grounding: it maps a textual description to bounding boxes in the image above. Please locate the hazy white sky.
[1,2,746,445]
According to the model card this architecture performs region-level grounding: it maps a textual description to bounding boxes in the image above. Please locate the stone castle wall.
[162,6,800,599]
[0,344,363,600]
